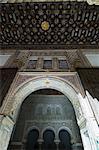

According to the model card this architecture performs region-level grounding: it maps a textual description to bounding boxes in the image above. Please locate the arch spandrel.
[0,72,85,99]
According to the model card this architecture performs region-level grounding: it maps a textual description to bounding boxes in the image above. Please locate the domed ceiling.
[0,2,99,49]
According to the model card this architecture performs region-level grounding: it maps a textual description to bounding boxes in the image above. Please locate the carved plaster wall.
[9,95,82,148]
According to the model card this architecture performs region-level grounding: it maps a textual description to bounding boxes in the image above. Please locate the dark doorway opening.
[59,129,72,150]
[26,129,39,150]
[42,129,56,150]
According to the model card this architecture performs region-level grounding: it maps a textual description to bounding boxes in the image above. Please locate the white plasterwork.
[78,93,99,150]
[86,90,99,125]
[0,115,14,150]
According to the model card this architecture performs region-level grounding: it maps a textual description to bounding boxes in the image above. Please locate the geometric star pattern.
[0,2,99,49]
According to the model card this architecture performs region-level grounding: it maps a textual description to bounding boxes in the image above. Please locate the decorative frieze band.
[0,0,99,5]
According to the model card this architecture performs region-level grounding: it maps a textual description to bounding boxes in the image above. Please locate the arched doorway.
[59,129,71,150]
[26,129,39,150]
[42,129,56,150]
[7,89,84,150]
[0,76,98,150]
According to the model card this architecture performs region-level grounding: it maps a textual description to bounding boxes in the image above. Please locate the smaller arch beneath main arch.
[57,127,72,138]
[25,127,39,150]
[58,129,72,150]
[24,126,40,140]
[41,126,56,140]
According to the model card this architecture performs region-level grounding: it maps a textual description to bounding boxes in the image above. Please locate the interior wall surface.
[8,94,83,149]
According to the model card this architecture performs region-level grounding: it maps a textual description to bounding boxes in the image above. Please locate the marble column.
[56,142,59,150]
[38,139,43,150]
[0,115,14,150]
[54,140,60,150]
[78,93,99,150]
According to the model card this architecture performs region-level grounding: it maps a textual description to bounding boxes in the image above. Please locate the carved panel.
[8,72,85,96]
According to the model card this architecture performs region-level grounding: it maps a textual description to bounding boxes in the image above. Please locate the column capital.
[38,139,44,143]
[54,140,60,144]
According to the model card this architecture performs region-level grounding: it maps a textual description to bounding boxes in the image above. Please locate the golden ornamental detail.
[41,21,50,31]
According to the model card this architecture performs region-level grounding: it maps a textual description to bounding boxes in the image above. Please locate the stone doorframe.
[0,72,98,150]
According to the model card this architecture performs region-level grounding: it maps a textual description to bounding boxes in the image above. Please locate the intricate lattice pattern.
[0,2,99,49]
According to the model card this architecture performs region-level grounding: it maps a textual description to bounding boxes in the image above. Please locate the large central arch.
[0,75,98,150]
[3,76,82,122]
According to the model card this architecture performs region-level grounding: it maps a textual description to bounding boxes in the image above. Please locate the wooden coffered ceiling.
[0,2,99,50]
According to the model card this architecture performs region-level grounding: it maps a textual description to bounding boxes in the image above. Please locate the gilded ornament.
[41,21,50,31]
